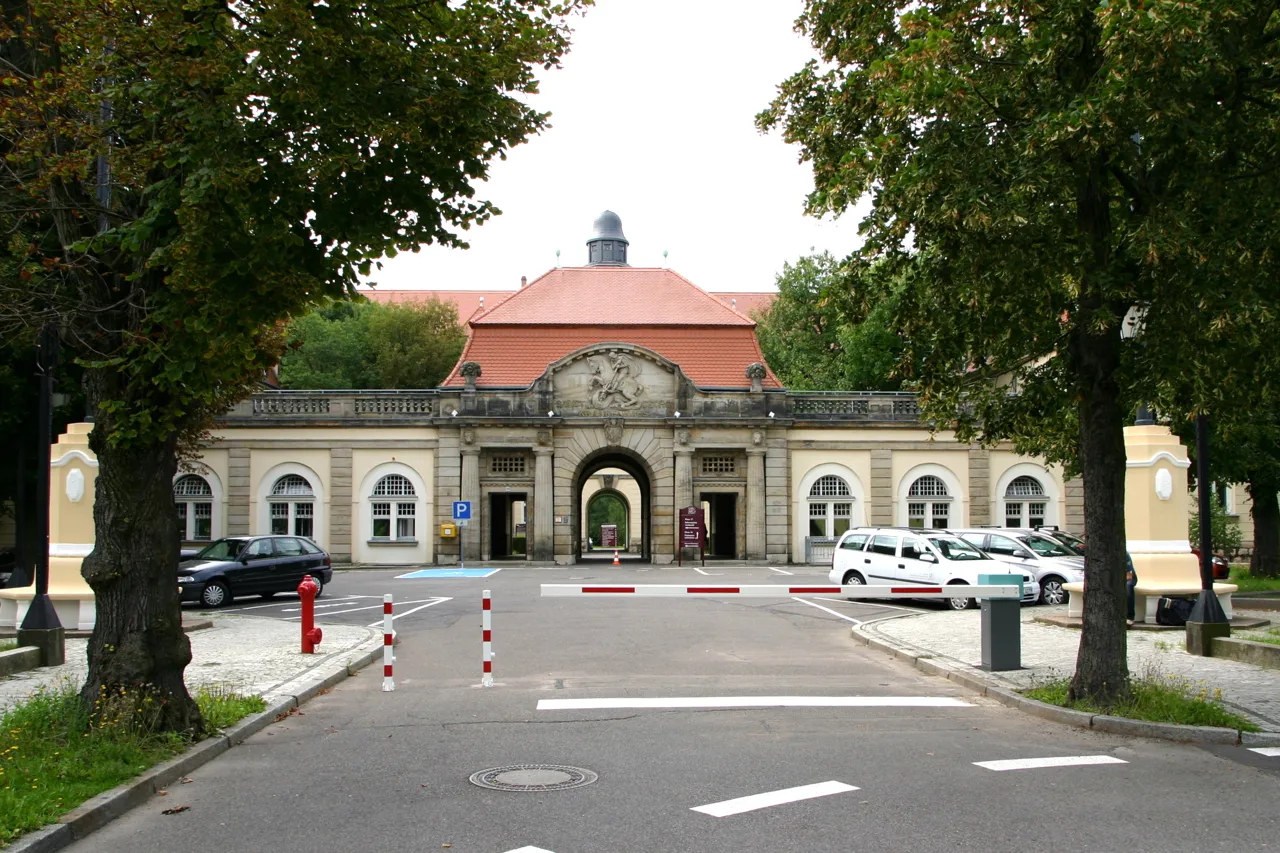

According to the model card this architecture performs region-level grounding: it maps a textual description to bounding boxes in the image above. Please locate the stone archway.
[584,487,631,552]
[570,449,653,562]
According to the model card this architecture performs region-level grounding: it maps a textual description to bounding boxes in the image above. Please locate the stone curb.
[851,621,1257,746]
[6,638,383,853]
[0,645,41,677]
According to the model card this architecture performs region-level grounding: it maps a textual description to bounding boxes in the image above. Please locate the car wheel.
[305,574,324,599]
[842,570,866,597]
[1039,577,1067,606]
[201,580,231,608]
[260,591,277,600]
[946,581,974,611]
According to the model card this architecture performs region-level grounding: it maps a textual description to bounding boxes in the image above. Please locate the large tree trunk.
[1249,477,1280,579]
[79,369,202,734]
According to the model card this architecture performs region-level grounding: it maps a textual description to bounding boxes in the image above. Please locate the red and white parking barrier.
[481,589,494,687]
[382,593,395,692]
[541,583,1022,599]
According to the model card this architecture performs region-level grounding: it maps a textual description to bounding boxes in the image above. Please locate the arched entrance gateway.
[573,451,651,561]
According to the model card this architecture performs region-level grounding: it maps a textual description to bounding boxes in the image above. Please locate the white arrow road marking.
[1249,747,1280,757]
[790,597,862,625]
[502,847,556,853]
[974,755,1128,771]
[692,781,858,817]
[365,597,452,627]
[537,696,973,710]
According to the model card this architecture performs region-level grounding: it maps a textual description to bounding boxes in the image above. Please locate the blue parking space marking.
[395,568,501,579]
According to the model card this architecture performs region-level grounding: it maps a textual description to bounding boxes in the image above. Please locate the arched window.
[270,474,315,538]
[371,474,417,541]
[808,475,853,538]
[907,475,951,529]
[173,475,213,541]
[1003,475,1046,528]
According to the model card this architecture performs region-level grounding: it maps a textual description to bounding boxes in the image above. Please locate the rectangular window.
[490,456,527,474]
[871,534,898,556]
[270,502,289,535]
[294,502,313,538]
[701,456,737,475]
[176,503,188,537]
[396,503,416,539]
[908,502,925,529]
[1028,502,1046,528]
[1005,501,1022,528]
[809,502,827,537]
[833,502,851,537]
[901,536,922,560]
[840,534,869,551]
[372,502,391,538]
[194,503,212,541]
[931,502,949,530]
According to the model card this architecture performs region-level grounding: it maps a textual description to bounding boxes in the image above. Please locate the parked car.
[178,535,332,608]
[1034,526,1086,556]
[1191,547,1231,580]
[828,526,1039,611]
[952,528,1085,606]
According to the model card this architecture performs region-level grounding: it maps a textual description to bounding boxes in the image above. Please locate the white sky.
[364,0,867,294]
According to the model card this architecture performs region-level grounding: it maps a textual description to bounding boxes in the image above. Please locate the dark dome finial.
[586,210,629,266]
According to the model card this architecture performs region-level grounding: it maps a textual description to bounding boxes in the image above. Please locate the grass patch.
[1227,566,1280,595]
[1240,627,1280,647]
[1024,671,1260,732]
[0,642,14,653]
[0,683,265,847]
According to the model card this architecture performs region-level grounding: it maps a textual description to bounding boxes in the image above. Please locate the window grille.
[908,475,949,498]
[173,475,212,498]
[1004,476,1045,498]
[701,456,736,475]
[271,474,314,496]
[809,475,851,497]
[490,456,527,474]
[372,474,416,497]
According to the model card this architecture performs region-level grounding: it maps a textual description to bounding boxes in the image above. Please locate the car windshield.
[1050,530,1086,551]
[926,535,985,561]
[193,538,249,561]
[1017,534,1076,558]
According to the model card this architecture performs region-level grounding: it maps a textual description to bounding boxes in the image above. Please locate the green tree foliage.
[761,1,1280,706]
[0,0,587,731]
[279,298,466,389]
[587,492,628,549]
[1188,492,1243,558]
[754,252,903,391]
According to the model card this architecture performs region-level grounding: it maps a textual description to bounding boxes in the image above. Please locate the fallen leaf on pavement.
[181,778,193,784]
[161,806,190,815]
[156,791,168,796]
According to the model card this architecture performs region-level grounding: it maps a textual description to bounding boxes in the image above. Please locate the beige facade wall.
[988,451,1068,530]
[891,449,971,527]
[352,449,435,564]
[250,449,332,550]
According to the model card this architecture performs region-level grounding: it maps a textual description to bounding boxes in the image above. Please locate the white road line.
[692,781,858,817]
[974,755,1128,772]
[537,696,973,710]
[791,597,861,625]
[1249,747,1280,757]
[219,595,362,613]
[768,567,794,575]
[365,597,452,627]
[279,596,374,613]
[692,567,723,576]
[284,597,446,620]
[815,596,922,614]
[503,847,556,853]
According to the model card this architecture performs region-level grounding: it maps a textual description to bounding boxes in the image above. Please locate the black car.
[178,535,332,608]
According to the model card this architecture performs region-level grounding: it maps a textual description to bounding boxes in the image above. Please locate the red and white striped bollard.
[481,589,494,687]
[382,593,395,692]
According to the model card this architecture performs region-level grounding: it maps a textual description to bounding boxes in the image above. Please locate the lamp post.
[1188,413,1228,625]
[17,325,65,665]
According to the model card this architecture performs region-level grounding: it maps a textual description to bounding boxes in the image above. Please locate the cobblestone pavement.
[867,606,1280,731]
[0,614,378,712]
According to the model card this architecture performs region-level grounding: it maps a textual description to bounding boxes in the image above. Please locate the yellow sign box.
[440,523,458,539]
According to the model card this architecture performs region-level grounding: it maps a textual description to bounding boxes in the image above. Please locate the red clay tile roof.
[359,289,514,326]
[442,325,782,389]
[471,268,755,326]
[712,292,776,318]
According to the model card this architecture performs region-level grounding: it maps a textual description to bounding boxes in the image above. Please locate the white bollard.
[481,589,493,687]
[382,593,395,692]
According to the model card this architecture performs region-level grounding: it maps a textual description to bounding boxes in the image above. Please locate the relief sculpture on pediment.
[587,352,645,409]
[550,345,676,417]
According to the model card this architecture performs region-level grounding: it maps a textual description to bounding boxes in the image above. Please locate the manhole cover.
[469,764,598,792]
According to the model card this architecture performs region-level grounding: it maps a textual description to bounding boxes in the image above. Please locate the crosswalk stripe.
[1248,747,1280,757]
[692,781,858,817]
[974,755,1128,771]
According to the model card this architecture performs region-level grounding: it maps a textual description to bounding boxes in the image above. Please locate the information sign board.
[679,506,706,567]
[601,524,619,548]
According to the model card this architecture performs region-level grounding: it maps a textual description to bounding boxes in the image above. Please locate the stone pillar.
[968,448,990,526]
[869,449,893,526]
[460,448,481,564]
[674,449,694,512]
[227,446,251,535]
[329,447,352,563]
[534,448,554,562]
[746,449,766,561]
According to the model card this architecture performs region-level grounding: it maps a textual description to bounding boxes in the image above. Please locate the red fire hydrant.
[299,577,323,654]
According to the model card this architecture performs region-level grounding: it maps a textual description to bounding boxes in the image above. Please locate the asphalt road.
[83,564,1280,853]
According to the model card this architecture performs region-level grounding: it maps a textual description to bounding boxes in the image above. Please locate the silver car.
[951,528,1085,606]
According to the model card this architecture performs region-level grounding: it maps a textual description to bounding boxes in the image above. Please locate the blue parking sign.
[452,501,471,520]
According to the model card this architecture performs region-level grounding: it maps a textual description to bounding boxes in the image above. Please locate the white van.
[828,527,1038,611]
[951,528,1085,606]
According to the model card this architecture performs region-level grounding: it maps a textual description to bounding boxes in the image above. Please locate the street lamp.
[17,325,66,665]
[1189,413,1228,626]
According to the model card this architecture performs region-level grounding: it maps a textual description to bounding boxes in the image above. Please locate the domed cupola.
[586,210,629,266]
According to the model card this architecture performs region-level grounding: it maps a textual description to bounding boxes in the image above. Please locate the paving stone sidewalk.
[867,606,1280,731]
[0,614,379,712]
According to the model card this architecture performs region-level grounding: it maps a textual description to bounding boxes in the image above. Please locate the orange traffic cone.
[612,550,620,566]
